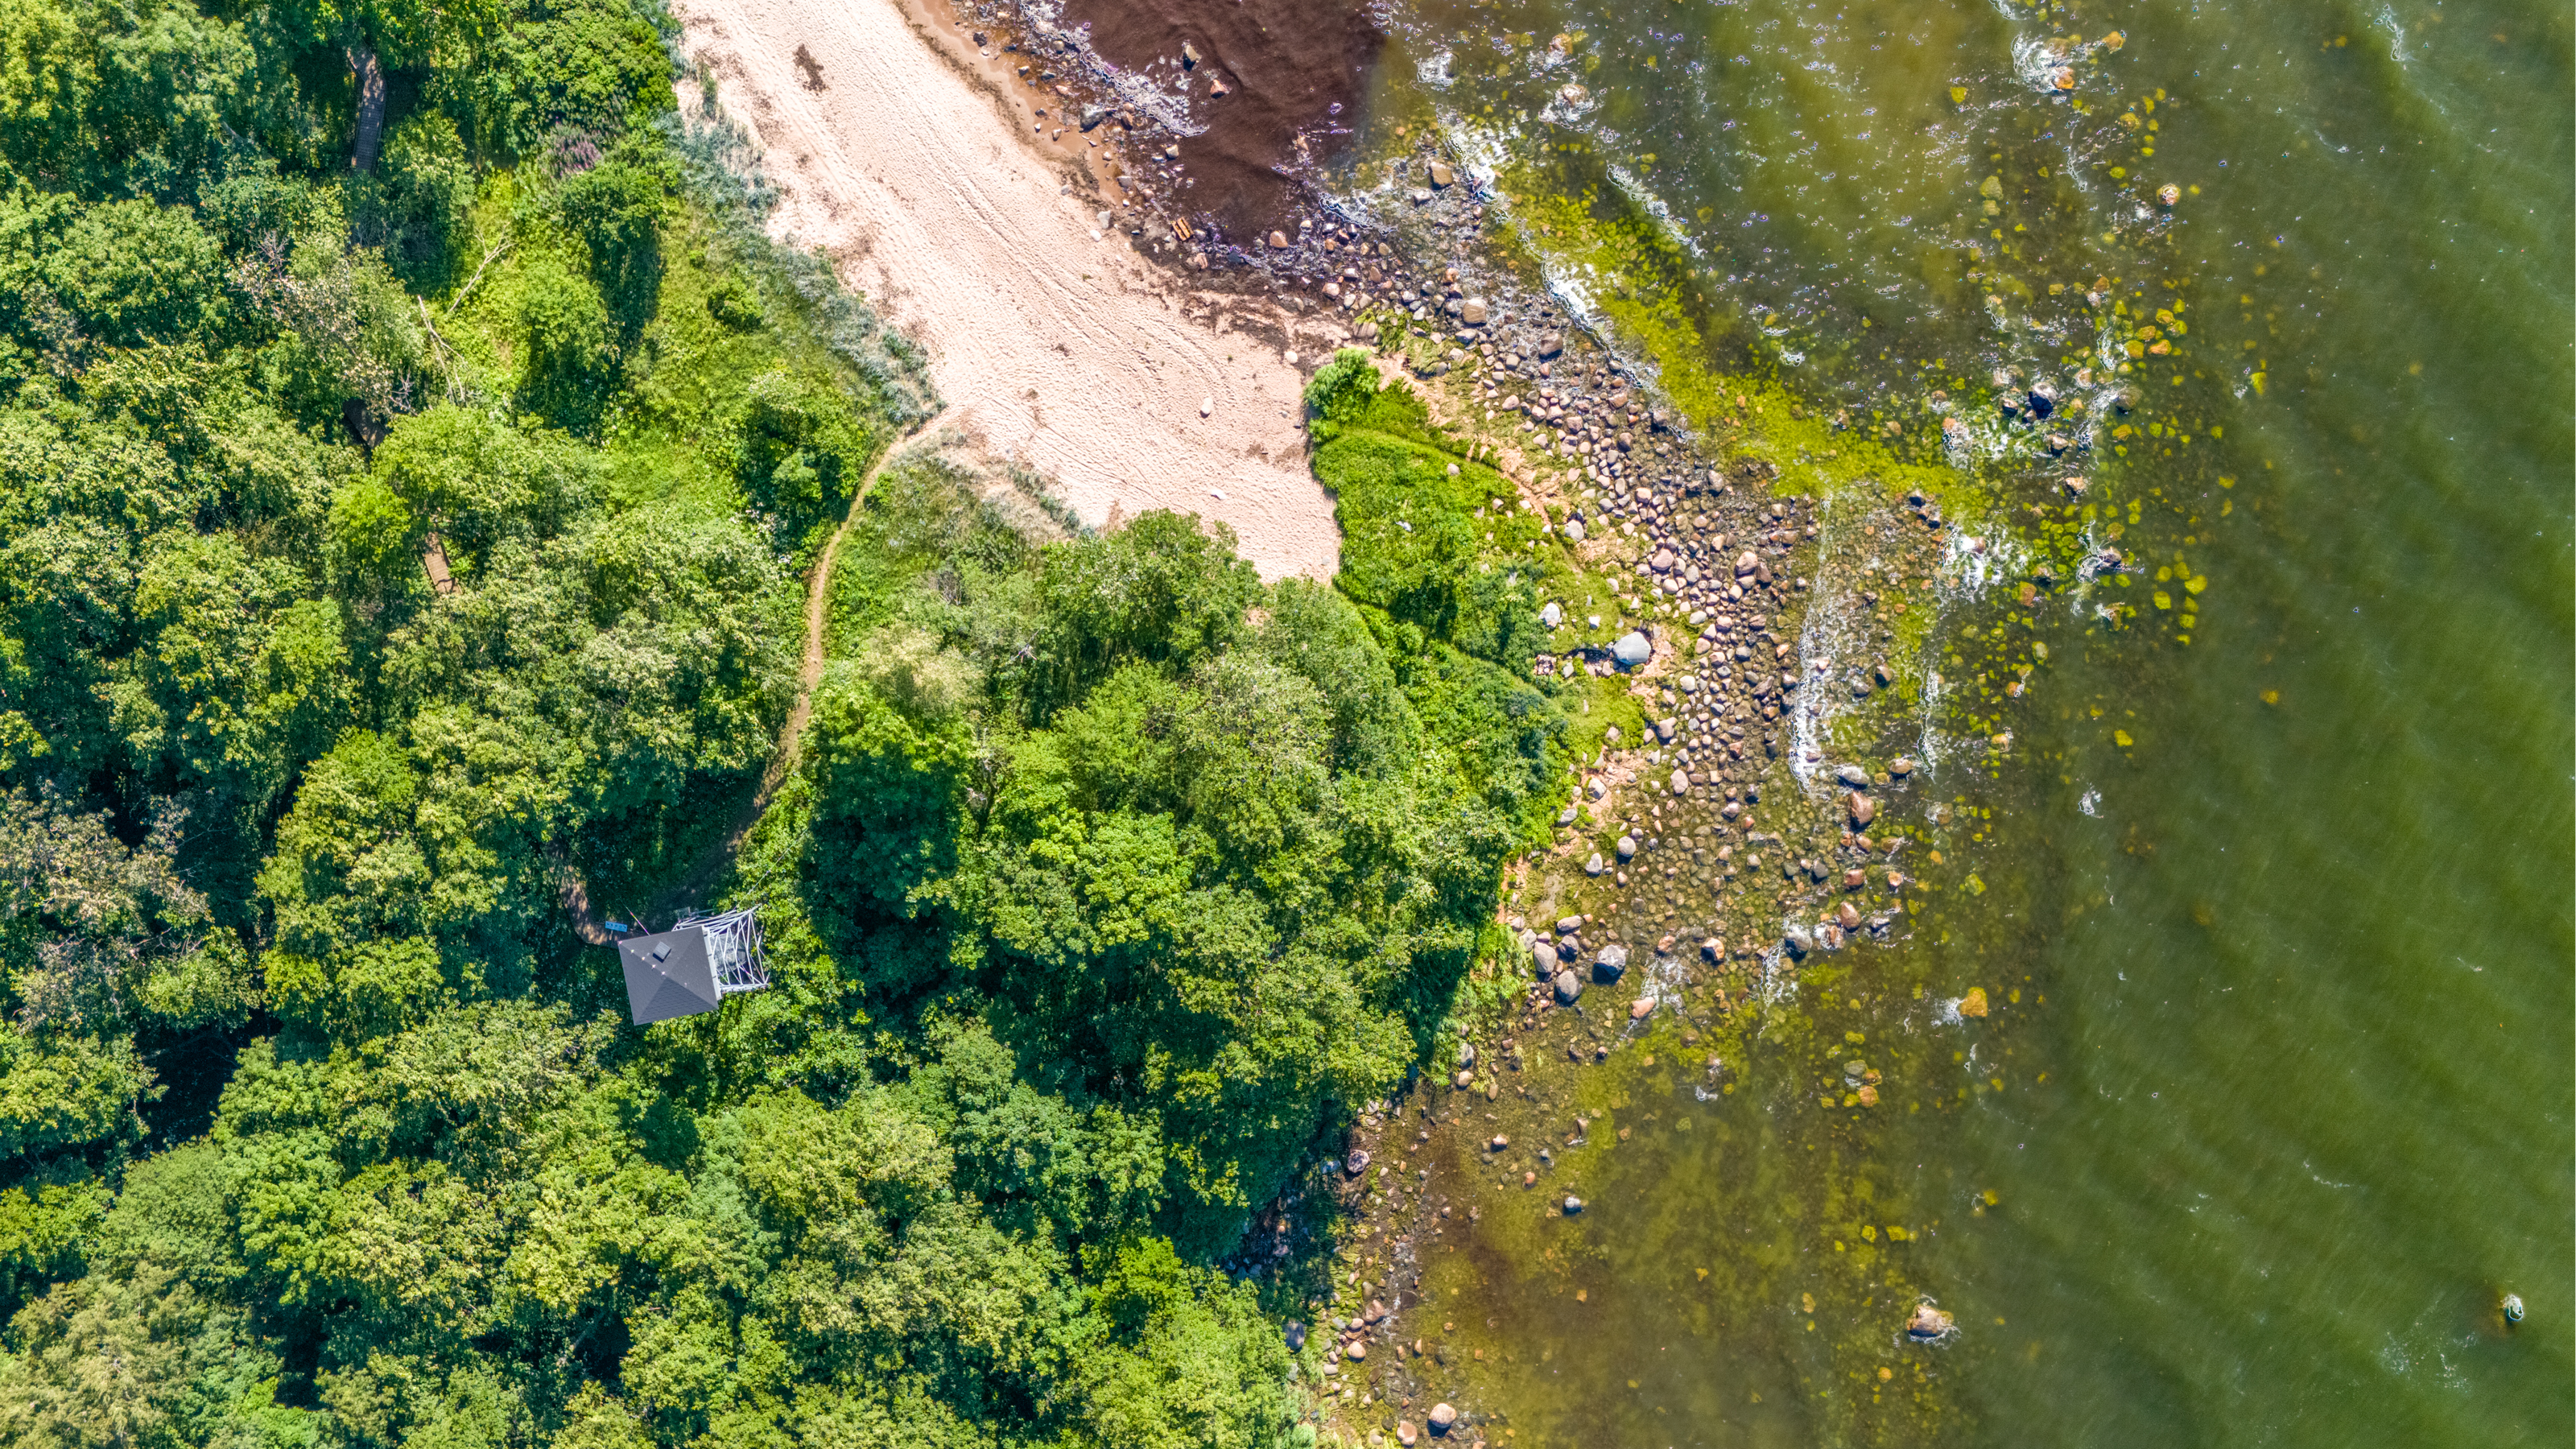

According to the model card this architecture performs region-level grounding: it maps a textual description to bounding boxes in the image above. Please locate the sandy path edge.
[675,0,1350,581]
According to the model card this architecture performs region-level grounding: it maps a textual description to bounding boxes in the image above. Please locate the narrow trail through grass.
[566,408,956,939]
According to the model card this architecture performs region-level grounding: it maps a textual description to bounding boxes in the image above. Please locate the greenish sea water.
[1342,0,2572,1442]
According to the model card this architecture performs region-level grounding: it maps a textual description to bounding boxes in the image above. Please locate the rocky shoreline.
[916,6,2002,1443]
[1258,217,1960,1449]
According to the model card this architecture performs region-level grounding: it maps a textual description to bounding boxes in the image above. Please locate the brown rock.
[1959,987,1989,1018]
[1429,1402,1459,1431]
[1847,791,1876,827]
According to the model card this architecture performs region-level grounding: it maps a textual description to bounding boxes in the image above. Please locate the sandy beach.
[675,0,1348,580]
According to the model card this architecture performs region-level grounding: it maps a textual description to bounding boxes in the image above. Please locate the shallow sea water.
[1328,0,2573,1442]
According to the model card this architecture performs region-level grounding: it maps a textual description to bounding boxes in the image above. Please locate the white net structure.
[677,906,769,996]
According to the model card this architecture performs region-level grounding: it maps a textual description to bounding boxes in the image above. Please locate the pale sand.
[675,0,1348,580]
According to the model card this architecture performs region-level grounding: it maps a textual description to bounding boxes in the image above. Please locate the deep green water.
[1343,0,2572,1441]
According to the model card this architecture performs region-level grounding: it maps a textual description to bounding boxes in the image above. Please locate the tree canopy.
[0,4,1568,1445]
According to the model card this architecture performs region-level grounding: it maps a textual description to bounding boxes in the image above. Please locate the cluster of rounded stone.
[1526,917,1627,1006]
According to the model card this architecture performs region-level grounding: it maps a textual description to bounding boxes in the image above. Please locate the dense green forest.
[0,2,1595,1443]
